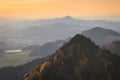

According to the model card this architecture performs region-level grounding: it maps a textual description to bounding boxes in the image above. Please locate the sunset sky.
[0,0,120,19]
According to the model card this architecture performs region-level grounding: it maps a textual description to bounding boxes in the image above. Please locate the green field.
[0,50,36,68]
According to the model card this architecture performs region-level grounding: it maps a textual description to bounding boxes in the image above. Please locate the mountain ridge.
[20,34,120,80]
[82,27,120,46]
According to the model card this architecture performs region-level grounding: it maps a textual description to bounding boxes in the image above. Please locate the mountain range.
[0,16,120,48]
[0,27,119,68]
[21,16,120,45]
[0,16,120,80]
[27,27,120,57]
[19,34,120,80]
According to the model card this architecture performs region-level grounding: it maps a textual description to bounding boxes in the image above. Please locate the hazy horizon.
[0,16,120,22]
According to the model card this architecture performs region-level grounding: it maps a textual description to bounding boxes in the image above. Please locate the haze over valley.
[0,16,120,69]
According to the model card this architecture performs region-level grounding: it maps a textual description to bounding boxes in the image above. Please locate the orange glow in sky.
[0,0,120,18]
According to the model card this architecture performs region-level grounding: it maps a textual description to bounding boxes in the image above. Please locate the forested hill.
[20,34,120,80]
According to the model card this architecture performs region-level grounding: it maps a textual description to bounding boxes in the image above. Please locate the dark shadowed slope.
[20,34,120,80]
[0,57,47,80]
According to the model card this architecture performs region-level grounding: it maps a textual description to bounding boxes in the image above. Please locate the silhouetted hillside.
[82,27,120,46]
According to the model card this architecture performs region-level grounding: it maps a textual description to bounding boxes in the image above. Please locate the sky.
[0,0,120,19]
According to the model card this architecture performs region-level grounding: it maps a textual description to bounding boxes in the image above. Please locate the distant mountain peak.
[61,16,74,20]
[92,27,104,30]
